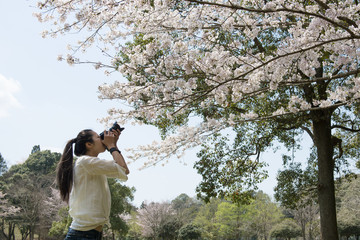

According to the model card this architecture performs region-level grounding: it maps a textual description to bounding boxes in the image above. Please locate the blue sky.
[0,1,310,206]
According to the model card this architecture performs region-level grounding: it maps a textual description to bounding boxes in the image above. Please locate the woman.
[57,127,130,240]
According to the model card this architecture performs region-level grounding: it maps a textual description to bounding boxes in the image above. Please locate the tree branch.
[186,0,358,37]
[331,125,360,132]
[301,126,314,142]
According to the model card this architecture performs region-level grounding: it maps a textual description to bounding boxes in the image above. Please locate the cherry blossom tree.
[137,201,177,239]
[0,191,21,239]
[35,0,360,239]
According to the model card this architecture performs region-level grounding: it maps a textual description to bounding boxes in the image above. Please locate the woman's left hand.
[112,129,121,143]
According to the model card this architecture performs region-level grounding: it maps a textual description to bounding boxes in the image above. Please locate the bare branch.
[331,125,360,132]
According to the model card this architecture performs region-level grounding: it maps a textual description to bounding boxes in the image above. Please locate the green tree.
[31,145,40,154]
[270,218,302,240]
[107,178,135,238]
[171,193,202,224]
[286,201,320,240]
[243,191,283,240]
[178,223,202,240]
[158,217,182,240]
[193,198,222,240]
[48,206,72,239]
[0,153,8,176]
[24,150,60,175]
[337,176,360,240]
[214,201,245,239]
[274,161,317,209]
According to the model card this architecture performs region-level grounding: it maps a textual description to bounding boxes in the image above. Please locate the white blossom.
[34,0,360,165]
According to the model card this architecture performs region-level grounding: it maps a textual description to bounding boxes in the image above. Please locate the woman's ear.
[85,141,93,150]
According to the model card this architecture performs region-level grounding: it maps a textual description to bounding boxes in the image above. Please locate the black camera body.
[100,122,125,140]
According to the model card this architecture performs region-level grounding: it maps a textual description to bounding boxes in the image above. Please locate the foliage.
[171,193,202,223]
[337,175,360,239]
[193,198,221,240]
[243,191,283,239]
[274,161,317,209]
[48,206,71,238]
[108,178,135,238]
[1,149,60,240]
[195,133,267,203]
[270,218,302,240]
[213,201,245,239]
[191,192,283,240]
[0,153,7,176]
[287,200,320,240]
[177,223,201,240]
[31,145,40,154]
[124,210,143,240]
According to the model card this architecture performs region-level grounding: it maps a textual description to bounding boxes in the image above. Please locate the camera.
[100,122,125,140]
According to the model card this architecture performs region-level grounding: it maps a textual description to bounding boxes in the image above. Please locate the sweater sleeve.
[79,157,128,181]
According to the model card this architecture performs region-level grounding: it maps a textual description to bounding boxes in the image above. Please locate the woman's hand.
[112,129,121,143]
[102,130,117,149]
[102,129,121,149]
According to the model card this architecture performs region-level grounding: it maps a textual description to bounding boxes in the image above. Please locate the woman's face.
[86,131,106,156]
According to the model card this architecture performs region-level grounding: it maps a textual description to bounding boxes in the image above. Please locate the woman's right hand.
[101,130,117,149]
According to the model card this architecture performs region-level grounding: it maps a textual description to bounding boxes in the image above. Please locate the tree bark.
[312,109,339,240]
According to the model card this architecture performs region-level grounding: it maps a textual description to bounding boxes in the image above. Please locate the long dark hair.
[56,129,94,202]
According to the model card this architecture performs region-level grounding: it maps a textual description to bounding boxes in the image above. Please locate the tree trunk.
[8,222,15,240]
[312,110,338,240]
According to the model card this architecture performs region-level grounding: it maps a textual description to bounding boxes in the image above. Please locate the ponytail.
[56,139,76,203]
[56,129,94,202]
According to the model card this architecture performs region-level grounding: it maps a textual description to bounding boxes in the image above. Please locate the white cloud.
[0,74,22,118]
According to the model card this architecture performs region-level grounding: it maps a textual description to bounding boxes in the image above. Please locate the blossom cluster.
[36,0,360,165]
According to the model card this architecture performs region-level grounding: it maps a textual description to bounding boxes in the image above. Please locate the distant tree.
[193,198,222,240]
[107,178,135,238]
[137,201,177,239]
[270,218,302,240]
[171,193,201,224]
[124,210,142,240]
[288,201,319,240]
[214,201,245,239]
[0,153,7,176]
[158,217,183,240]
[337,176,360,240]
[31,145,40,154]
[48,206,71,239]
[0,191,21,240]
[25,150,60,175]
[1,150,60,240]
[243,191,283,239]
[275,160,320,240]
[178,223,202,240]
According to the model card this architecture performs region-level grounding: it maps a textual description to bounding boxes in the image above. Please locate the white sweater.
[69,155,128,231]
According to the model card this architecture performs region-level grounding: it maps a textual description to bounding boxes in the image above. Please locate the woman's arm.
[103,129,130,175]
[109,148,130,175]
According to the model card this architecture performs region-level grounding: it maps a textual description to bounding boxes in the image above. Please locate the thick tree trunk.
[312,110,338,240]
